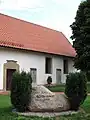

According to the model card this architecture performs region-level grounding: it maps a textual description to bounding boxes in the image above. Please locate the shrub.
[10,71,32,112]
[65,72,87,110]
[86,71,90,81]
[47,76,52,86]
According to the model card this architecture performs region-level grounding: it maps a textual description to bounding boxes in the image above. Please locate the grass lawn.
[0,95,90,120]
[47,83,90,93]
[81,95,90,113]
[46,84,65,92]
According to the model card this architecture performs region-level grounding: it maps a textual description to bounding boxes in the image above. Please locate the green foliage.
[10,71,32,112]
[65,72,87,110]
[86,71,90,81]
[47,76,52,85]
[0,95,90,120]
[46,84,65,92]
[47,83,90,93]
[70,0,90,72]
[81,94,90,113]
[0,95,90,119]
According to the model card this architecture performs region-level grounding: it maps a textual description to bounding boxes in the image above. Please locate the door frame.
[56,69,62,84]
[6,69,16,90]
[3,60,19,91]
[30,68,37,84]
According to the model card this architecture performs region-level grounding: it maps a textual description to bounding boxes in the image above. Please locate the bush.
[10,71,32,112]
[47,76,52,86]
[65,72,87,110]
[87,71,90,81]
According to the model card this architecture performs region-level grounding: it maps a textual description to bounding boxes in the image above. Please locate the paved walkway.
[0,91,10,95]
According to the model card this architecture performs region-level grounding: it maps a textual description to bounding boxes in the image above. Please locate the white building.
[0,13,76,91]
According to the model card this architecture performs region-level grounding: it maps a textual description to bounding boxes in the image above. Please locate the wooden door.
[6,69,16,90]
[56,69,61,84]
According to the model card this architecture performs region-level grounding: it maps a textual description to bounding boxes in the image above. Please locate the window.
[45,57,52,74]
[63,59,68,74]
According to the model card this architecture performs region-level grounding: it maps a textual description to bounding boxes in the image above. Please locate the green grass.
[47,83,90,93]
[0,95,50,120]
[0,95,90,120]
[82,95,90,113]
[46,84,65,92]
[87,83,90,93]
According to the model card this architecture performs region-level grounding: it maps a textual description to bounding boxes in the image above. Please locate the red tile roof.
[0,13,76,57]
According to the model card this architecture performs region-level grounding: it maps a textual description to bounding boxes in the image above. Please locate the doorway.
[56,69,62,84]
[6,69,16,90]
[3,60,19,91]
[30,68,37,83]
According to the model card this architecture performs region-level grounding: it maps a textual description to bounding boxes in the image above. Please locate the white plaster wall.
[68,58,75,73]
[53,56,75,84]
[0,47,75,90]
[63,58,75,83]
[0,63,3,90]
[53,56,63,83]
[0,47,45,89]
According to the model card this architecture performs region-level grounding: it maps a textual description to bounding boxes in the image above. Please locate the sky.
[0,0,81,43]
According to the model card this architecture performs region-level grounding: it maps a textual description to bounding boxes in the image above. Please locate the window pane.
[45,57,52,74]
[63,60,68,74]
